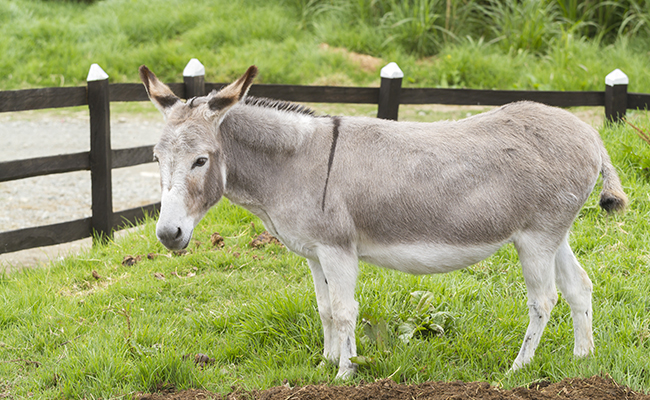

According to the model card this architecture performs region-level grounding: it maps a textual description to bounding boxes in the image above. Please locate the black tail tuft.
[599,190,627,213]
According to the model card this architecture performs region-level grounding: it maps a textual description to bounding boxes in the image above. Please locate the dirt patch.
[319,43,384,73]
[138,376,649,400]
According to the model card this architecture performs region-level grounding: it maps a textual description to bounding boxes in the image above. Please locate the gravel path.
[0,109,164,269]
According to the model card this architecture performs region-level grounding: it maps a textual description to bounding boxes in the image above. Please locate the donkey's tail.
[599,146,628,213]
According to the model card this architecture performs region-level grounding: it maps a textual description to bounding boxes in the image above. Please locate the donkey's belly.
[357,241,506,275]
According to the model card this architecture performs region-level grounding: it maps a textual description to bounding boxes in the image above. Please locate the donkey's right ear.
[139,65,181,118]
[207,65,258,113]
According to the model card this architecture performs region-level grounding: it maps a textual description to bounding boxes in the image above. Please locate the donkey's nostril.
[157,222,190,250]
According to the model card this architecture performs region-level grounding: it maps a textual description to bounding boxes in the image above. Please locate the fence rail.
[1,60,649,255]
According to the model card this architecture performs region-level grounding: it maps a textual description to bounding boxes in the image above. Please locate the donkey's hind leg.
[512,233,560,370]
[554,236,594,358]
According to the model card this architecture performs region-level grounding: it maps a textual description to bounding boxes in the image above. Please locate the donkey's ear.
[139,65,181,118]
[208,65,258,112]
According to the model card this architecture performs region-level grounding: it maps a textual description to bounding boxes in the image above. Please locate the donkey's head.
[139,65,257,250]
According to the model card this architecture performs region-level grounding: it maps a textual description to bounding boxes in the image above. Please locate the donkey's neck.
[219,103,327,210]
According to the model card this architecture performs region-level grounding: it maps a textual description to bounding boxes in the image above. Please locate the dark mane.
[244,96,316,116]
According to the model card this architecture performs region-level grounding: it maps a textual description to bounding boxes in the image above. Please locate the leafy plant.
[397,291,454,344]
[354,291,455,368]
[352,313,389,367]
[360,313,390,352]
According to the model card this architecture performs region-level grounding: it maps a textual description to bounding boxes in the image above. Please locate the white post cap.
[606,69,629,86]
[183,58,205,77]
[380,62,404,79]
[87,63,109,82]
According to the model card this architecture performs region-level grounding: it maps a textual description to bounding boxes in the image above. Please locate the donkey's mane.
[244,96,316,116]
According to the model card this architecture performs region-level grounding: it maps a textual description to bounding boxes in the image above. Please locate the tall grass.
[312,0,650,56]
[477,0,560,53]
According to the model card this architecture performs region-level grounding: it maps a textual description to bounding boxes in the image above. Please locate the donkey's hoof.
[573,343,594,358]
[509,357,528,373]
[335,364,357,380]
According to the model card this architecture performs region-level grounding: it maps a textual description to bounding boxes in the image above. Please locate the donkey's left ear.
[208,65,258,112]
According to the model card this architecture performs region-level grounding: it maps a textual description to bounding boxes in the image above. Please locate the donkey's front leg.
[316,246,359,379]
[307,258,338,363]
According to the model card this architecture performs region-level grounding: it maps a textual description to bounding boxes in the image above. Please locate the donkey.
[139,64,627,379]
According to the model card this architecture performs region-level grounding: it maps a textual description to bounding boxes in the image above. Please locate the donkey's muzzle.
[157,224,190,250]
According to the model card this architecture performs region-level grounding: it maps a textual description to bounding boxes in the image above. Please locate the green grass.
[1,0,650,92]
[2,111,650,398]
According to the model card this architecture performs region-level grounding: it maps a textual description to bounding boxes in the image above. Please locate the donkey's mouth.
[159,235,192,251]
[175,234,192,251]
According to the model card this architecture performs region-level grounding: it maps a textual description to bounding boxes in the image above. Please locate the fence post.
[605,69,628,123]
[183,58,206,99]
[377,62,403,120]
[87,63,113,244]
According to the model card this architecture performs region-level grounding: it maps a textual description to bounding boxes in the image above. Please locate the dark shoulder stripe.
[321,116,341,212]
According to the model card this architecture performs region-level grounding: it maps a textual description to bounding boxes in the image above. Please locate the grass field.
[1,108,650,398]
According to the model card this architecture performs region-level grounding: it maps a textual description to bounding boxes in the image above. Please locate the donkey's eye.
[192,157,208,169]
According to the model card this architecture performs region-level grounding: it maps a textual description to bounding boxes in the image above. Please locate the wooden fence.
[1,60,648,255]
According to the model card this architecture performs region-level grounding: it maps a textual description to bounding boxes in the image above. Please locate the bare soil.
[138,376,649,400]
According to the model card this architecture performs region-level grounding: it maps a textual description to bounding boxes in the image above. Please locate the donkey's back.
[329,102,619,251]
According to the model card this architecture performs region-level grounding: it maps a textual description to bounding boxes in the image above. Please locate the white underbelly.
[357,241,506,274]
[234,201,506,271]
